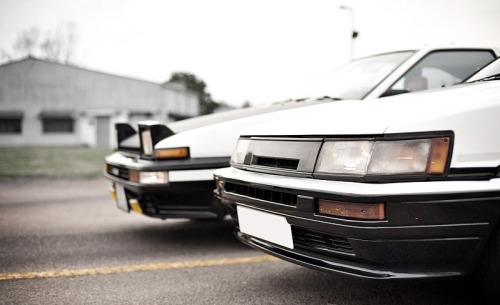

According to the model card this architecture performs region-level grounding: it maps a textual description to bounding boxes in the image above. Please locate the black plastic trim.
[106,156,230,172]
[116,123,137,150]
[219,176,500,206]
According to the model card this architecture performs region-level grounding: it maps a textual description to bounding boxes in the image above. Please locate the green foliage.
[0,147,111,182]
[168,72,221,115]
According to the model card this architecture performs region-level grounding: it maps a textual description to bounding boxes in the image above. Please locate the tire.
[478,226,500,304]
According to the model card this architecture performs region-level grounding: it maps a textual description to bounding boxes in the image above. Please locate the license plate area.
[115,184,130,212]
[237,205,293,249]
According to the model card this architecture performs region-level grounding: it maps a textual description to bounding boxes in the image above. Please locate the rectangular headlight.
[129,170,169,184]
[368,137,450,175]
[367,139,431,174]
[231,138,251,164]
[315,136,450,177]
[315,141,373,175]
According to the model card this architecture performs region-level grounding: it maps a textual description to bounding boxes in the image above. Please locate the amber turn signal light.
[154,147,189,159]
[426,137,450,174]
[318,199,385,220]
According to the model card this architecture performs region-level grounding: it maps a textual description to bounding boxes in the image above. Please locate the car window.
[297,51,415,100]
[388,50,495,93]
[466,56,500,82]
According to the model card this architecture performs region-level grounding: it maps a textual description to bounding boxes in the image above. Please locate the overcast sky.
[1,0,499,107]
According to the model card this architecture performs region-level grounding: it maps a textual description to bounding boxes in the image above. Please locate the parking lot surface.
[0,179,482,305]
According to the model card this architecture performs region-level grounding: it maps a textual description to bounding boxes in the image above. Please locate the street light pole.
[339,5,358,60]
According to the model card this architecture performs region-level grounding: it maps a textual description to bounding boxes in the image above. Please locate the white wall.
[0,58,199,148]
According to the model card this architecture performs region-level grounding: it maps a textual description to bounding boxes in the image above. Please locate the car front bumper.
[214,167,500,279]
[104,152,230,219]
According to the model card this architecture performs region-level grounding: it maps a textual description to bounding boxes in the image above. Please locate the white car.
[104,46,498,220]
[214,57,500,303]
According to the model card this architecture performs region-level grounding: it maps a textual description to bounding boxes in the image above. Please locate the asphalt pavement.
[0,178,483,305]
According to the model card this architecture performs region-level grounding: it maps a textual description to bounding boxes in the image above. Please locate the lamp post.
[339,5,358,60]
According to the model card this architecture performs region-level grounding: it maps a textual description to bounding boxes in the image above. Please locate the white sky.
[1,0,499,107]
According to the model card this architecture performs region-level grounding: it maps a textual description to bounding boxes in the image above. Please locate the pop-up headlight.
[138,121,174,158]
[141,129,153,156]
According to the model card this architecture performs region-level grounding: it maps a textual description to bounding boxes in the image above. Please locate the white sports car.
[104,46,498,220]
[214,57,500,303]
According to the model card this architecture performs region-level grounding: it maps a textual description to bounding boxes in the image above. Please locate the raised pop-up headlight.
[138,121,174,158]
[315,136,451,177]
[115,123,137,151]
[141,129,153,156]
[231,138,251,165]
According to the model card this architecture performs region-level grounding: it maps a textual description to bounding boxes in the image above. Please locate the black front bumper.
[103,153,230,219]
[215,179,500,279]
[112,178,224,219]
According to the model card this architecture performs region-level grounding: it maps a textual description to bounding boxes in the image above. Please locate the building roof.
[0,55,165,87]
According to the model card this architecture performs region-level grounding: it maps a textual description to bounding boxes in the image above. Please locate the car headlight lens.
[315,137,450,176]
[231,138,251,164]
[368,139,430,174]
[316,141,373,175]
[130,170,169,184]
[141,130,153,156]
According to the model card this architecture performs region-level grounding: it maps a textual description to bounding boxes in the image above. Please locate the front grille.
[292,226,354,255]
[253,156,299,170]
[224,182,297,206]
[107,165,130,180]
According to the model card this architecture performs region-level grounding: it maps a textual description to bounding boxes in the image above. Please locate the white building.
[0,57,199,148]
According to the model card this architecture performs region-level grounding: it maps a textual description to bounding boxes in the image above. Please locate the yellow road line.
[0,255,280,281]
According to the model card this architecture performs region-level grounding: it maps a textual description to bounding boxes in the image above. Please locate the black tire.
[479,226,500,304]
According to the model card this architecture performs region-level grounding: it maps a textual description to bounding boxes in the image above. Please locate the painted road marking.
[0,255,280,281]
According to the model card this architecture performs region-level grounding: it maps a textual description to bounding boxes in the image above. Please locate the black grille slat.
[119,168,130,180]
[295,231,328,243]
[107,165,130,180]
[292,226,354,255]
[254,156,299,170]
[224,182,297,206]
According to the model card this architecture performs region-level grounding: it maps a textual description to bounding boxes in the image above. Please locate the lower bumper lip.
[236,231,464,280]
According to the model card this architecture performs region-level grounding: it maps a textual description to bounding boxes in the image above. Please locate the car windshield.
[466,57,500,82]
[297,51,415,100]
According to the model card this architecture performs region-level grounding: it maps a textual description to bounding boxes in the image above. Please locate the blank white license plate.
[237,205,293,249]
[115,184,129,212]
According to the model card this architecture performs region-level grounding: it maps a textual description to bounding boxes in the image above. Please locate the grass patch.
[0,147,112,181]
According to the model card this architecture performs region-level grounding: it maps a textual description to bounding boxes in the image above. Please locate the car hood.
[241,81,500,136]
[154,99,336,158]
[240,81,500,169]
[155,81,500,168]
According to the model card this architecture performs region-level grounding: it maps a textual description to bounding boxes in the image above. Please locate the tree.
[0,49,11,61]
[168,72,221,115]
[1,22,78,65]
[241,101,251,108]
[40,22,77,64]
[13,27,40,57]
